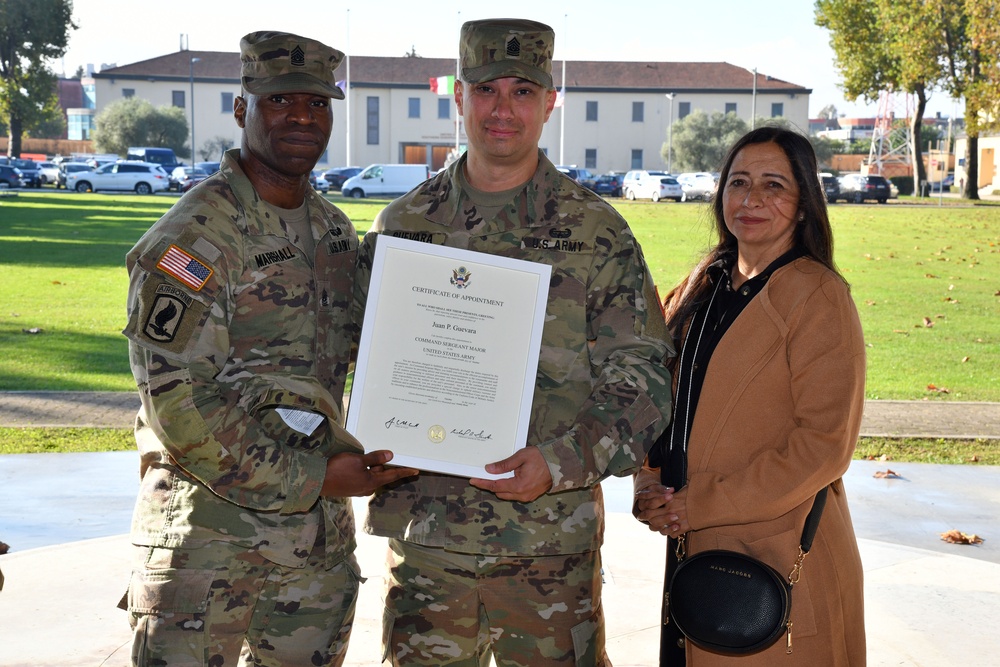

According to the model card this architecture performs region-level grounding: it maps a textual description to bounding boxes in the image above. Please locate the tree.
[0,0,76,157]
[666,110,748,172]
[26,95,67,139]
[92,97,191,159]
[199,136,234,162]
[818,104,839,120]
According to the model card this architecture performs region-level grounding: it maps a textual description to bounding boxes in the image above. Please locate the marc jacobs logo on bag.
[709,564,753,579]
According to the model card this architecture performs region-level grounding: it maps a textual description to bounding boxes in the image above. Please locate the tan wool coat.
[638,257,867,666]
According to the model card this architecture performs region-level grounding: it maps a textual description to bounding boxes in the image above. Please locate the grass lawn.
[1,427,996,464]
[1,191,998,400]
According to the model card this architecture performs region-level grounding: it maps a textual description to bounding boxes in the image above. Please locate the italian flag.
[429,75,455,95]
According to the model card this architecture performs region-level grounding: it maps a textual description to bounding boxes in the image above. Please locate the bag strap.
[799,486,828,554]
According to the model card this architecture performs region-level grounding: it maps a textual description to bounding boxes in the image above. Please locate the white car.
[623,170,683,202]
[37,161,61,186]
[676,172,717,202]
[67,161,170,194]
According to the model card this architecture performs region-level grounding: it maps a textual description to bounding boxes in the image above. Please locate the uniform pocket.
[127,567,215,614]
[570,604,607,667]
[381,605,397,663]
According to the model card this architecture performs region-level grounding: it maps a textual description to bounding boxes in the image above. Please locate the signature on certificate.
[450,428,494,441]
[384,417,420,430]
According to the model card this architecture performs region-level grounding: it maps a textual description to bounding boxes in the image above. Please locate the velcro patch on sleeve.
[132,282,209,358]
[156,245,214,291]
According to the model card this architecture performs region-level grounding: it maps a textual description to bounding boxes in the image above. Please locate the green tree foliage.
[666,110,748,172]
[92,97,191,158]
[816,0,999,199]
[199,136,234,162]
[26,94,67,139]
[0,0,76,156]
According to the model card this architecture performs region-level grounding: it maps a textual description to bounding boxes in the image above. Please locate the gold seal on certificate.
[347,235,551,479]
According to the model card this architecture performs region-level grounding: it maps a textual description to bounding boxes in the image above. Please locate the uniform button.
[677,638,686,648]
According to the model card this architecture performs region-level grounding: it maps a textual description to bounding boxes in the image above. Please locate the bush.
[890,176,914,196]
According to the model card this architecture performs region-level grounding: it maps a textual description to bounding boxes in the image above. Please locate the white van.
[342,163,430,199]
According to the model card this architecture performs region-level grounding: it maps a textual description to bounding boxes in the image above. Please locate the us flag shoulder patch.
[156,245,213,291]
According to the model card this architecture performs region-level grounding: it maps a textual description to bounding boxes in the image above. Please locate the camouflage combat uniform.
[357,151,674,665]
[122,149,362,666]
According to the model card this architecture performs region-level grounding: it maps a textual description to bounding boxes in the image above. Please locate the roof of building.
[94,50,811,95]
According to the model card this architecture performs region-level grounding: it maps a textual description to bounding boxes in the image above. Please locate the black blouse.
[652,247,807,489]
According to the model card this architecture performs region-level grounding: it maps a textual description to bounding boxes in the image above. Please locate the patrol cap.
[240,31,345,99]
[459,18,555,89]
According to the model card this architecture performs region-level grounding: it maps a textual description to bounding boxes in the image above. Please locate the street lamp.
[190,57,201,163]
[665,93,675,173]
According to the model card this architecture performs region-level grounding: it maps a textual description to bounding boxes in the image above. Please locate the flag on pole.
[429,75,455,95]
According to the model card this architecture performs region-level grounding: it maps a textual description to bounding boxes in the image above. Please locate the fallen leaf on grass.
[962,356,970,363]
[940,530,983,545]
[926,383,950,394]
[865,299,876,306]
[874,469,902,479]
[866,454,891,462]
[51,280,62,285]
[924,273,938,278]
[968,455,980,463]
[21,328,43,335]
[922,317,934,327]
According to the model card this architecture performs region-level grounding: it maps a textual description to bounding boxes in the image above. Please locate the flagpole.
[455,10,461,155]
[345,8,351,167]
[559,13,567,166]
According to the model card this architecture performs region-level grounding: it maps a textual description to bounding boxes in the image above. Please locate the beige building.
[90,50,810,173]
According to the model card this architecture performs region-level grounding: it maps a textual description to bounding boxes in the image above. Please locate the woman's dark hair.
[664,125,843,334]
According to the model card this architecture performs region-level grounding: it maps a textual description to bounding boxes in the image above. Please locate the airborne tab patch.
[156,245,213,291]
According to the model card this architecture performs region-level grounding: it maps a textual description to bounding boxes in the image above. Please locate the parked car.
[623,170,682,202]
[556,166,596,188]
[37,161,61,186]
[10,158,41,187]
[342,163,430,199]
[819,173,840,203]
[838,173,891,204]
[169,166,210,192]
[67,161,170,194]
[126,146,180,173]
[195,161,221,175]
[178,168,211,192]
[322,166,362,190]
[57,162,93,189]
[929,174,955,192]
[0,164,24,189]
[676,172,717,201]
[310,170,330,192]
[591,173,623,198]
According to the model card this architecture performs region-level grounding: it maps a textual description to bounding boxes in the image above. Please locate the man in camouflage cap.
[357,17,674,666]
[121,30,416,667]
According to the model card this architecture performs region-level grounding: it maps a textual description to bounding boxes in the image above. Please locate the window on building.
[172,90,185,108]
[367,96,379,145]
[585,149,597,169]
[438,98,450,120]
[586,101,598,122]
[678,102,691,119]
[221,92,234,113]
[725,102,737,115]
[632,101,644,122]
[771,102,784,117]
[631,149,643,169]
[408,97,420,119]
[122,88,135,99]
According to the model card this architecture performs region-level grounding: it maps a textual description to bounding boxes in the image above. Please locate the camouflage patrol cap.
[240,31,345,99]
[459,19,555,89]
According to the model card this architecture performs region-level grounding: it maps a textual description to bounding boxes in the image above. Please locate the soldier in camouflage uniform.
[356,18,674,667]
[121,31,416,667]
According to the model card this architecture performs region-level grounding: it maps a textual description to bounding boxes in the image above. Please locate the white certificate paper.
[347,235,551,479]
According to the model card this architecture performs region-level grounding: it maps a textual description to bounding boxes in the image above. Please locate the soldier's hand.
[320,450,419,498]
[470,447,553,502]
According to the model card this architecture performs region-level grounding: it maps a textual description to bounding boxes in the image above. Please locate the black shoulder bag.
[665,487,827,655]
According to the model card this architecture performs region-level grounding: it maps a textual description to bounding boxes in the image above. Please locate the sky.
[55,0,964,122]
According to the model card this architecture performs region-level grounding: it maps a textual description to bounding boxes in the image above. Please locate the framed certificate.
[347,235,551,479]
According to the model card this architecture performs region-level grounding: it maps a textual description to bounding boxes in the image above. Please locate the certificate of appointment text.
[347,235,551,479]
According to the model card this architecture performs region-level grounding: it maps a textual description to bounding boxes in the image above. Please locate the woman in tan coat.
[635,126,867,665]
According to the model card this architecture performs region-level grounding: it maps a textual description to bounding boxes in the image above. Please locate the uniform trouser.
[380,539,610,667]
[125,542,360,667]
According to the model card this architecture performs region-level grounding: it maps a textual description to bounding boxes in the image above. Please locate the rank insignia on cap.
[290,45,305,66]
[506,36,521,58]
[157,245,213,291]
